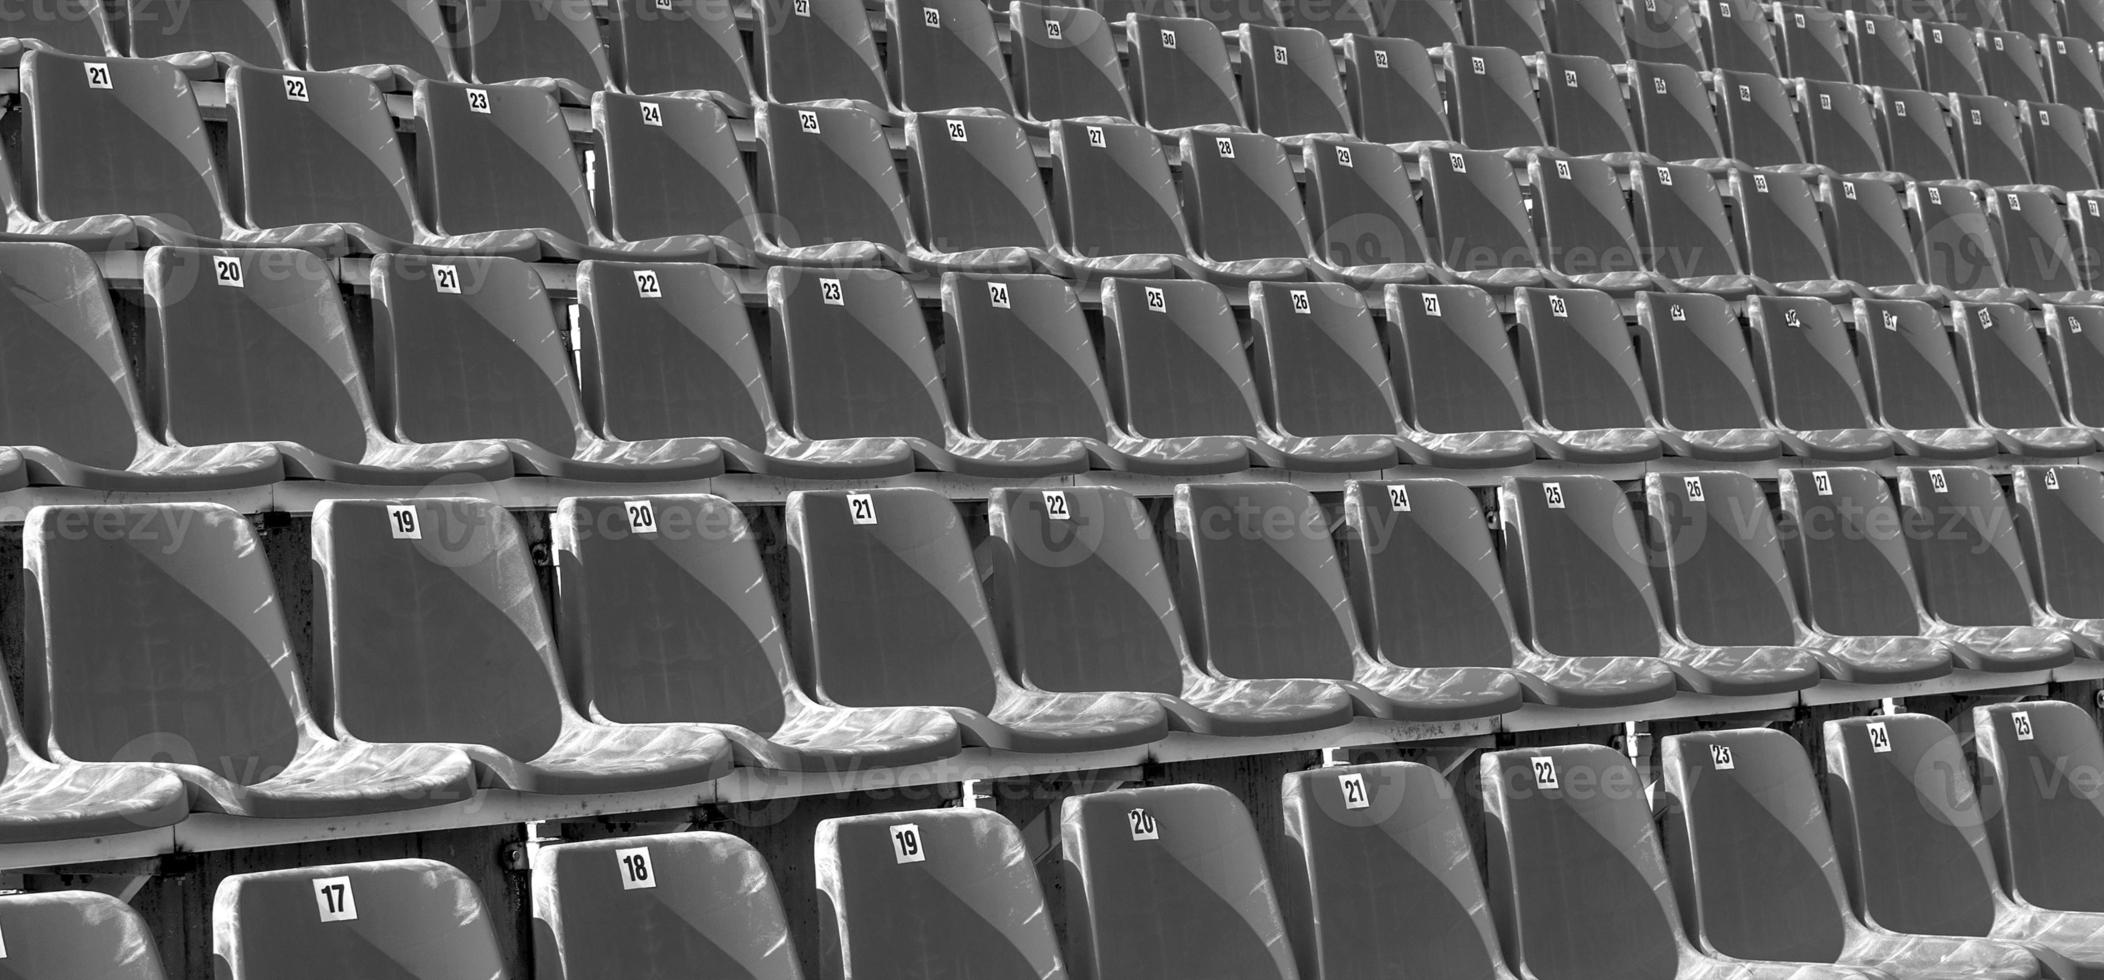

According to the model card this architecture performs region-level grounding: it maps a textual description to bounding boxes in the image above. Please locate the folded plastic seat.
[1631,291,1791,459]
[1509,286,1669,461]
[1846,297,2001,459]
[1743,295,1898,459]
[606,0,758,112]
[1125,12,1242,131]
[591,92,763,268]
[533,832,805,979]
[1009,0,1134,126]
[213,860,508,980]
[1949,299,2098,456]
[753,0,889,111]
[1898,465,2104,655]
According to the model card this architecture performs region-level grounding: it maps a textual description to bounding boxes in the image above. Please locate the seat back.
[2045,303,2104,427]
[1730,168,1841,285]
[1371,0,1462,44]
[1538,53,1639,158]
[1047,118,1190,260]
[314,498,573,760]
[767,267,952,444]
[1239,23,1350,138]
[126,0,286,66]
[1382,284,1533,434]
[1876,87,1963,180]
[458,0,611,89]
[817,809,1066,979]
[1849,11,1920,87]
[1850,297,1978,433]
[213,860,506,980]
[1171,482,1364,681]
[0,243,156,471]
[1179,128,1315,265]
[1126,13,1242,130]
[941,272,1117,442]
[534,832,802,980]
[141,247,382,465]
[986,487,1188,696]
[1951,94,2033,186]
[2021,101,2097,191]
[1010,1,1132,123]
[1248,281,1400,439]
[607,0,755,100]
[1301,138,1434,273]
[0,0,111,56]
[296,0,456,79]
[2045,34,2104,111]
[1801,78,1891,175]
[906,109,1058,256]
[1991,186,2083,293]
[1776,467,1927,636]
[755,101,913,253]
[1897,465,2040,627]
[1633,161,1744,281]
[1449,43,1546,151]
[1511,286,1653,432]
[1420,146,1544,278]
[786,488,1002,713]
[1626,0,1704,66]
[1744,295,1879,433]
[2011,464,2104,618]
[1953,299,2078,431]
[1342,36,1446,144]
[1481,745,1686,980]
[553,495,794,734]
[1913,182,2008,293]
[576,261,773,448]
[226,66,421,243]
[20,50,232,238]
[1699,0,1777,72]
[1982,29,2048,102]
[754,0,886,107]
[1647,472,1802,646]
[1061,784,1296,980]
[1500,475,1667,659]
[1547,0,1627,60]
[1828,174,1927,288]
[26,503,311,784]
[887,0,1013,112]
[1919,18,1989,92]
[593,92,761,249]
[1776,3,1851,80]
[0,892,165,979]
[1467,0,1549,53]
[1344,479,1523,670]
[1278,0,1375,36]
[1824,714,2002,936]
[1975,700,2104,913]
[1100,278,1262,440]
[1631,60,1726,162]
[369,254,588,457]
[1716,69,1810,167]
[1631,291,1771,432]
[413,79,596,241]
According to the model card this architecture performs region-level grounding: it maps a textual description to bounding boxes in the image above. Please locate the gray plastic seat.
[1530,151,1663,296]
[754,0,888,110]
[607,0,756,111]
[1538,53,1643,163]
[1547,0,1628,61]
[2011,464,2104,626]
[1628,0,1706,67]
[533,832,803,980]
[370,254,724,482]
[0,0,112,68]
[1061,784,1297,980]
[1828,174,1942,301]
[886,0,1013,112]
[142,246,514,485]
[1379,283,1543,467]
[1982,29,2049,103]
[817,809,1067,979]
[1849,11,1921,88]
[1898,465,2104,657]
[1912,183,2026,303]
[1700,0,1778,73]
[1177,127,1319,283]
[1950,96,2034,188]
[554,494,964,771]
[1649,470,1953,683]
[1974,700,2104,914]
[1238,23,1350,138]
[1776,3,1853,81]
[1826,713,2104,979]
[1484,744,1885,980]
[1501,474,1822,696]
[0,892,168,979]
[1279,761,1521,980]
[1373,0,1463,45]
[315,497,734,793]
[1778,467,2076,672]
[986,486,1357,736]
[294,0,458,86]
[1631,291,1789,460]
[1729,168,1855,301]
[1126,13,1242,130]
[1876,89,1965,183]
[27,503,479,817]
[1991,187,2100,302]
[1347,478,1676,708]
[1743,295,1897,460]
[1847,297,2001,459]
[1419,146,1554,292]
[1714,69,1818,172]
[0,645,184,843]
[2018,102,2097,191]
[1449,44,1551,156]
[1299,137,1443,287]
[1630,61,1731,170]
[1047,117,1197,280]
[2045,35,2104,112]
[213,859,506,980]
[753,101,925,271]
[1342,36,1449,145]
[1660,728,2040,979]
[456,0,611,103]
[1800,78,1900,179]
[787,487,1169,753]
[1631,160,1765,297]
[122,0,288,71]
[1467,0,1550,53]
[1175,482,1526,721]
[591,92,762,268]
[1247,281,1424,465]
[942,272,1248,475]
[1920,18,1990,93]
[1010,1,1133,126]
[1950,300,2097,457]
[1509,286,1668,460]
[904,108,1065,275]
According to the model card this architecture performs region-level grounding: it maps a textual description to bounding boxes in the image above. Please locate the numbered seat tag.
[1812,471,1832,496]
[1531,756,1559,789]
[314,876,358,922]
[434,264,462,294]
[989,281,1011,309]
[1543,482,1565,509]
[819,278,845,305]
[616,846,657,889]
[1144,286,1167,312]
[467,88,492,114]
[214,256,244,288]
[1127,808,1159,841]
[848,493,877,525]
[1042,490,1070,520]
[624,500,658,534]
[1684,476,1704,501]
[891,823,926,863]
[634,269,663,298]
[640,101,663,126]
[85,62,112,89]
[1867,721,1892,754]
[1709,743,1735,771]
[1928,469,1948,493]
[1387,484,1411,511]
[1421,292,1442,316]
[2013,710,2035,742]
[798,109,821,134]
[2046,469,2061,490]
[386,505,422,540]
[284,75,310,102]
[1339,773,1370,810]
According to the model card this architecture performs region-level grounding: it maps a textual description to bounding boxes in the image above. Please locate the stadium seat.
[1951,94,2034,186]
[1342,36,1450,145]
[1846,297,2001,459]
[1374,0,1463,46]
[1742,295,1896,459]
[1778,468,2075,671]
[1659,728,2040,978]
[1046,117,1196,280]
[903,108,1064,274]
[316,497,734,792]
[0,243,280,491]
[1876,88,1966,181]
[787,487,1169,752]
[1378,283,1546,466]
[2043,302,2104,434]
[1699,0,1778,73]
[122,0,288,71]
[1898,466,2101,656]
[1094,0,1193,19]
[292,0,457,85]
[940,272,1249,474]
[0,646,186,842]
[456,0,610,103]
[2011,465,2104,627]
[1010,1,1134,125]
[1714,70,1819,171]
[1974,700,2104,913]
[1949,300,2097,456]
[887,0,1013,112]
[1419,146,1555,291]
[1346,478,1677,707]
[816,809,1066,978]
[17,50,341,252]
[0,892,168,978]
[753,101,925,270]
[1992,187,2100,301]
[1062,784,1298,980]
[1174,482,1526,720]
[1729,168,1856,300]
[1279,762,1520,980]
[27,503,478,817]
[1631,161,1765,296]
[2074,190,2104,284]
[1776,3,1852,81]
[1650,470,1953,682]
[1449,44,1552,157]
[2004,0,2062,33]
[1502,474,1820,695]
[415,79,726,262]
[2068,0,2104,43]
[1468,0,1550,53]
[1279,0,1377,37]
[2020,102,2099,190]
[1921,19,1990,93]
[1911,183,2024,301]
[1509,287,1668,460]
[2044,35,2104,112]
[1631,292,1791,459]
[141,247,512,484]
[1827,174,1942,300]
[985,485,1357,736]
[1483,744,1883,980]
[532,832,804,980]
[1102,278,1394,470]
[1627,0,1706,67]
[1982,28,2049,102]
[1238,23,1351,138]
[754,0,888,110]
[1177,127,1319,282]
[555,493,964,770]
[592,92,761,268]
[1246,281,1424,463]
[1826,713,2104,977]
[370,253,726,481]
[1126,13,1243,130]
[1848,11,1920,87]
[1631,60,1733,170]
[1531,152,1662,295]
[1945,0,2005,29]
[770,267,1089,475]
[1546,0,1627,61]
[1800,79,1896,178]
[0,0,112,67]
[575,261,911,478]
[1538,53,1644,164]
[1299,137,1443,286]
[1187,0,1283,31]
[213,860,505,979]
[606,0,757,111]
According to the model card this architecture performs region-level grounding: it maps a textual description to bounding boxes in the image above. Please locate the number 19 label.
[891,823,926,863]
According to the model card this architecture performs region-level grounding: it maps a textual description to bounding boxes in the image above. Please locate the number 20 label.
[1128,808,1159,841]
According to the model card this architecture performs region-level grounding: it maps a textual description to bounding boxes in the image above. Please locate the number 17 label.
[314,876,358,922]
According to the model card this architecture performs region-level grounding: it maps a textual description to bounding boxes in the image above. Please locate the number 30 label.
[314,876,358,922]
